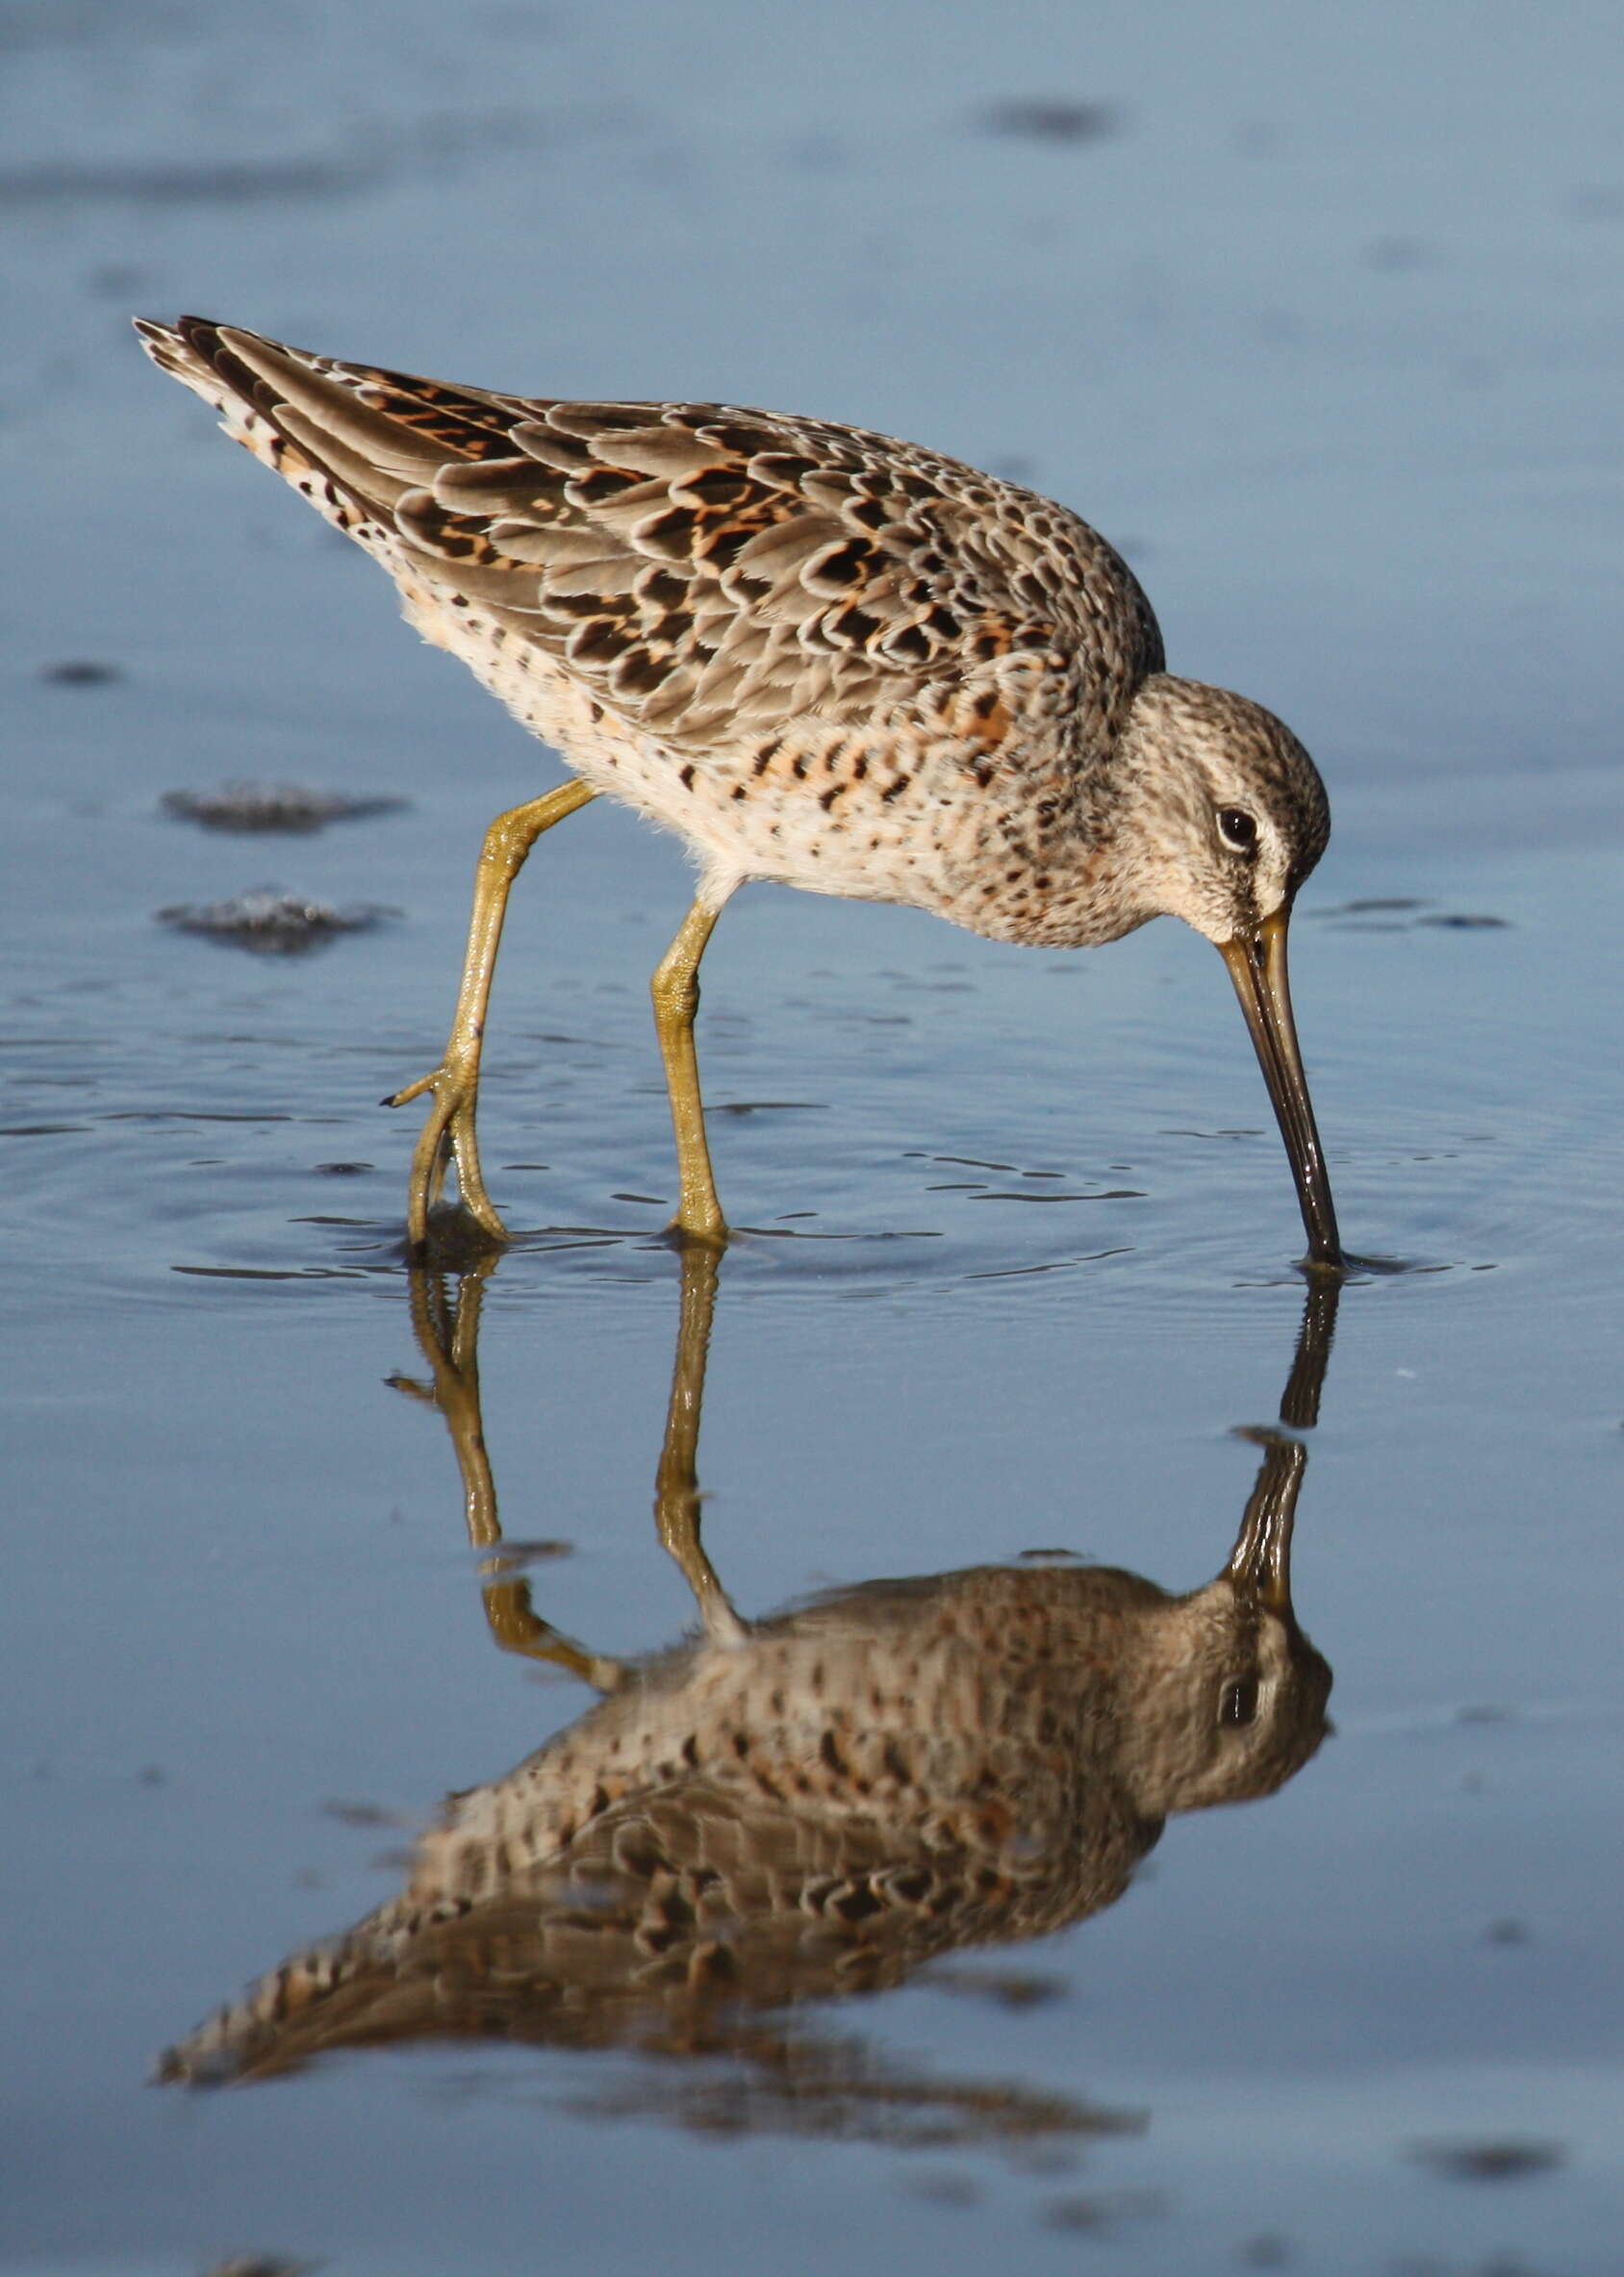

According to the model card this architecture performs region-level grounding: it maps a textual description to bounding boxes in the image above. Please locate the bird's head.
[1114,674,1342,1266]
[1113,674,1331,944]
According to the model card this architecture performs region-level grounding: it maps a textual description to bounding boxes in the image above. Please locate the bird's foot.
[384,1058,509,1252]
[662,1203,729,1251]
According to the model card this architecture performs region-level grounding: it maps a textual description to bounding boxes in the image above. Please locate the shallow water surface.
[3,5,1622,2274]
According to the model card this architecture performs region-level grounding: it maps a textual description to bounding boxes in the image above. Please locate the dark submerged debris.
[1363,234,1434,271]
[1409,2138,1564,2183]
[157,889,392,953]
[318,1798,408,1829]
[162,782,407,832]
[976,97,1123,144]
[481,1536,574,1568]
[1312,897,1510,931]
[198,2259,318,2277]
[1040,2188,1167,2232]
[41,658,122,685]
[1238,2236,1295,2268]
[567,2033,1132,2154]
[0,155,374,205]
[920,1964,1070,2011]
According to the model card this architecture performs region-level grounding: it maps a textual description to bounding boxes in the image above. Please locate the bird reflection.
[160,1257,1336,2136]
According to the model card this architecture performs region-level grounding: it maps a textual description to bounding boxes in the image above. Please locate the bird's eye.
[1218,808,1259,854]
[1219,1676,1259,1728]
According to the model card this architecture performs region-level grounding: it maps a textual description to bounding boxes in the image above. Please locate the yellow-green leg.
[388,777,597,1251]
[650,895,729,1244]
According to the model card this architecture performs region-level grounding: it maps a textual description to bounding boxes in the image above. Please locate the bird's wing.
[155,1776,1050,2083]
[139,317,1163,751]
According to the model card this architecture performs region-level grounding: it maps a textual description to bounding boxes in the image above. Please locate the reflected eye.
[1218,807,1259,854]
[1219,1676,1259,1727]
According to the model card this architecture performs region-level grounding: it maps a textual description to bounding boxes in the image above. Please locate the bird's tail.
[133,314,403,553]
[153,1888,459,2087]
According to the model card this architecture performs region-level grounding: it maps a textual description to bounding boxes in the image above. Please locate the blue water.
[3,5,1621,2271]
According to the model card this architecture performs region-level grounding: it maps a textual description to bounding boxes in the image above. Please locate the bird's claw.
[389,1060,510,1249]
[383,1068,437,1111]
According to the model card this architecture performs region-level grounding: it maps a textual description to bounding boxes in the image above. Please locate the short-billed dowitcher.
[138,317,1342,1263]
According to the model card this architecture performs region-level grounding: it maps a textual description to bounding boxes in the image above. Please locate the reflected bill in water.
[159,1258,1337,2138]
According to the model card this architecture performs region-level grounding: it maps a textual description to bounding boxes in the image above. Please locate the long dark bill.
[1219,909,1343,1268]
[1225,1429,1306,1612]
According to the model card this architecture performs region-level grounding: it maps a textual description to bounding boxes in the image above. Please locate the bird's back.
[138,317,1165,939]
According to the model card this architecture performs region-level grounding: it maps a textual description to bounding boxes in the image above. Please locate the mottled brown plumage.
[137,316,1342,1261]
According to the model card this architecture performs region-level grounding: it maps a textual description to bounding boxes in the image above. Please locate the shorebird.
[137,316,1343,1264]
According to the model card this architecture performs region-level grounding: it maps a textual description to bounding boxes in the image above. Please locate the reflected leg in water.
[390,1263,626,1692]
[650,1243,747,1644]
[393,1243,746,1664]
